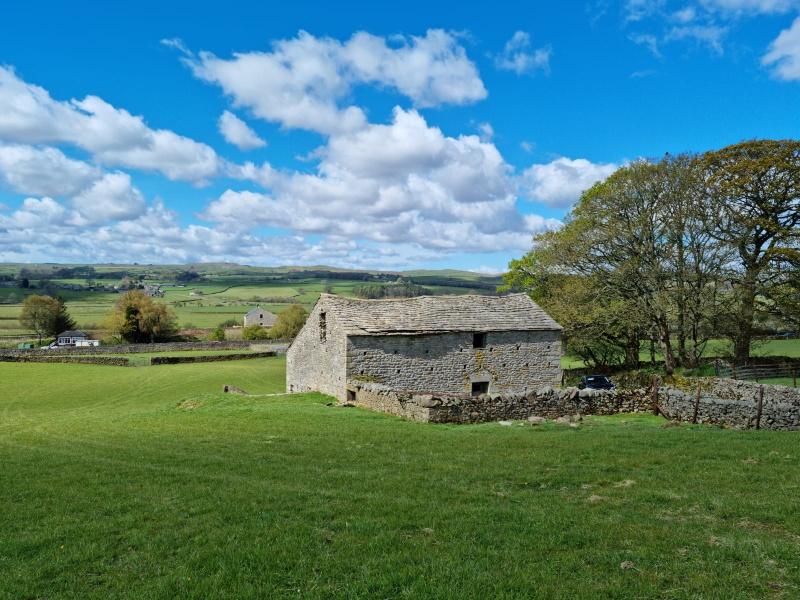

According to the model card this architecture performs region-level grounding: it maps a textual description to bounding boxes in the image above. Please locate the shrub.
[208,327,226,341]
[269,305,308,339]
[242,325,270,340]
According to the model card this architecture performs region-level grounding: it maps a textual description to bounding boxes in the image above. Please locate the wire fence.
[715,361,799,387]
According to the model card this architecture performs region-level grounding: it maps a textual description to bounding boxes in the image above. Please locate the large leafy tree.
[505,154,728,371]
[107,290,177,343]
[702,140,800,364]
[503,210,648,369]
[19,295,76,343]
[269,305,309,339]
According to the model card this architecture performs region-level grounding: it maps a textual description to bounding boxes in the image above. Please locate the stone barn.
[286,293,562,401]
[244,307,277,328]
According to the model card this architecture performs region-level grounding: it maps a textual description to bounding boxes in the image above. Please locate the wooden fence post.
[732,364,737,379]
[755,385,764,430]
[692,383,701,424]
[793,368,797,389]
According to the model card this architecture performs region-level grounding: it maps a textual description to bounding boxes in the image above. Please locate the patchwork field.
[1,358,799,598]
[0,266,500,340]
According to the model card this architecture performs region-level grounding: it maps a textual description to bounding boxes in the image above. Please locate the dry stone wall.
[658,378,800,430]
[2,341,255,355]
[347,381,651,423]
[0,355,130,366]
[348,378,800,429]
[150,351,276,365]
[347,330,562,396]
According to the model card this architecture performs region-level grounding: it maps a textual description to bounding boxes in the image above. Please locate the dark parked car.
[578,375,615,390]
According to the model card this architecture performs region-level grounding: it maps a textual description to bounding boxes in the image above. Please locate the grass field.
[0,268,498,339]
[560,338,800,370]
[2,358,799,598]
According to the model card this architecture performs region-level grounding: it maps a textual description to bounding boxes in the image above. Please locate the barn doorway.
[471,381,489,396]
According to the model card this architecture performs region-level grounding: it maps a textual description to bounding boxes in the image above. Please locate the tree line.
[503,140,800,371]
[353,280,429,299]
[19,290,309,345]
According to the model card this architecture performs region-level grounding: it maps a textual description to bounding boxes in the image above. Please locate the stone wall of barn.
[286,301,349,400]
[346,330,562,395]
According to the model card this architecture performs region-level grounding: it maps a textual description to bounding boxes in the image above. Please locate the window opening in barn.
[319,311,327,341]
[471,381,489,396]
[473,333,486,348]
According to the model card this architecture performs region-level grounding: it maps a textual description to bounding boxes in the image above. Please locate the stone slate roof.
[319,293,561,335]
[57,330,88,338]
[245,307,276,317]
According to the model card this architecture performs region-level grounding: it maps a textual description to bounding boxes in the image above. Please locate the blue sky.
[0,0,799,272]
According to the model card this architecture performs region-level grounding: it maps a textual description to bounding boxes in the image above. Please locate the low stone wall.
[347,378,800,429]
[658,378,800,430]
[1,340,254,355]
[347,381,652,424]
[150,351,276,365]
[0,355,129,366]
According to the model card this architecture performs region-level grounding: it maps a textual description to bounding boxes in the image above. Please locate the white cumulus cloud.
[218,110,266,150]
[72,172,146,224]
[763,17,800,80]
[519,157,618,207]
[181,29,486,134]
[0,143,101,197]
[209,107,562,252]
[0,67,221,183]
[699,0,799,14]
[494,32,551,75]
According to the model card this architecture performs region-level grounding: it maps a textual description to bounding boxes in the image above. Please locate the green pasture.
[1,357,799,598]
[560,338,800,369]
[0,273,485,337]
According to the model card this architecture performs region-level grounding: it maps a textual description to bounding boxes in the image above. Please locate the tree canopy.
[270,305,308,339]
[19,295,76,343]
[107,290,177,343]
[504,140,800,368]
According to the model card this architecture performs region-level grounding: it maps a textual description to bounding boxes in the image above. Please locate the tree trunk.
[658,316,676,374]
[624,331,640,369]
[675,230,688,367]
[734,268,757,365]
[676,307,687,367]
[688,321,701,369]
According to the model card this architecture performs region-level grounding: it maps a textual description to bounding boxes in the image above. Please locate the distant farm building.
[56,330,98,347]
[286,293,562,401]
[244,307,278,328]
[143,284,164,298]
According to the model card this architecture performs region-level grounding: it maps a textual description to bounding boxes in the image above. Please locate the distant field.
[0,268,502,339]
[66,348,264,366]
[2,358,799,598]
[561,338,800,369]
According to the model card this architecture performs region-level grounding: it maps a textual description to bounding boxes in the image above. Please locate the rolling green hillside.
[2,357,799,598]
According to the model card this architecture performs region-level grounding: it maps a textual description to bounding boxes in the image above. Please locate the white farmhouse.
[56,330,98,347]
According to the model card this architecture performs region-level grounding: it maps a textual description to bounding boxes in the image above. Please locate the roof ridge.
[319,292,525,303]
[317,292,561,334]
